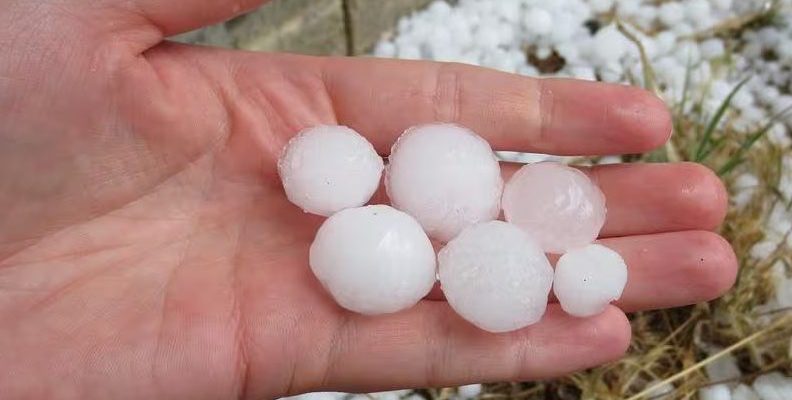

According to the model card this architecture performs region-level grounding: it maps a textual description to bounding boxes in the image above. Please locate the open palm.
[0,1,738,399]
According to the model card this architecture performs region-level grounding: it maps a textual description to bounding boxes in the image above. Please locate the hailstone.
[553,244,628,317]
[278,125,384,217]
[309,205,436,315]
[502,162,606,254]
[386,123,503,242]
[438,221,554,333]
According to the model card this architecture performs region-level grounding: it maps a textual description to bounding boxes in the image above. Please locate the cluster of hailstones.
[278,123,628,333]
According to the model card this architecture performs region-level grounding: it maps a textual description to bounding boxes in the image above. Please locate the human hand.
[0,1,737,398]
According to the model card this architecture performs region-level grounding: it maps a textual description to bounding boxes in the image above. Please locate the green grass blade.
[694,76,751,162]
[677,57,695,148]
[717,104,792,176]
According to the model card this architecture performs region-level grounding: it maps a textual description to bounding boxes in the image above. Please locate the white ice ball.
[278,125,384,217]
[524,8,554,36]
[658,2,685,25]
[590,0,615,14]
[592,24,628,65]
[700,38,726,60]
[553,244,628,317]
[309,205,437,315]
[386,123,503,242]
[502,162,606,254]
[438,221,554,333]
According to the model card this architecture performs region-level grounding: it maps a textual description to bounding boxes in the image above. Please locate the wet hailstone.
[386,123,503,242]
[553,244,628,317]
[502,161,607,254]
[438,221,554,333]
[309,205,437,315]
[278,125,384,217]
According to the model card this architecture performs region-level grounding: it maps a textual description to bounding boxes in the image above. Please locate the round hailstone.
[438,221,554,333]
[309,205,436,315]
[278,125,384,217]
[553,244,628,318]
[386,123,503,242]
[502,162,606,254]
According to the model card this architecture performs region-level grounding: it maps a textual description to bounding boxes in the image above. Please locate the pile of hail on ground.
[280,0,792,398]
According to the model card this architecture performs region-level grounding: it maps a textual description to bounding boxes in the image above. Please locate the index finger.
[321,57,672,155]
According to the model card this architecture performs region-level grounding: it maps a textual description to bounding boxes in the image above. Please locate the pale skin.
[0,0,738,399]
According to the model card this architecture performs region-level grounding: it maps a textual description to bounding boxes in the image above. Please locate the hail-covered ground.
[284,0,792,399]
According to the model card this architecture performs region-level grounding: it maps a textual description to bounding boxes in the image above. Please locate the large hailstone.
[278,125,384,217]
[309,205,437,315]
[553,244,628,317]
[438,221,554,333]
[386,123,503,242]
[502,162,606,254]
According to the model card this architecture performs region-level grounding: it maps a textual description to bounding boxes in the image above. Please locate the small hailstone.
[645,380,675,399]
[742,42,763,59]
[369,390,411,400]
[772,95,792,116]
[592,24,628,65]
[309,205,436,315]
[553,244,628,317]
[502,162,606,254]
[550,13,578,43]
[685,0,712,24]
[757,84,781,104]
[758,27,781,48]
[776,40,792,63]
[556,42,580,63]
[750,240,778,260]
[427,0,452,17]
[438,221,554,333]
[732,90,755,111]
[570,65,597,81]
[733,384,760,400]
[524,8,554,36]
[767,123,790,147]
[517,64,540,77]
[700,38,726,59]
[386,123,503,242]
[654,31,677,56]
[674,40,701,65]
[597,155,622,165]
[705,351,741,383]
[616,0,640,17]
[397,44,422,60]
[535,46,553,60]
[699,384,732,400]
[753,373,792,400]
[712,0,733,12]
[457,384,483,399]
[775,275,792,309]
[374,41,396,58]
[278,125,383,217]
[635,5,658,29]
[658,2,685,26]
[589,0,614,13]
[280,392,347,400]
[473,25,502,49]
[672,22,695,37]
[733,173,759,208]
